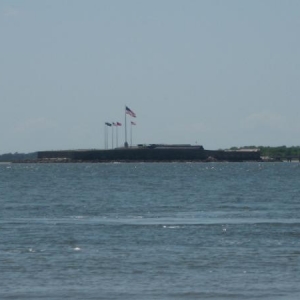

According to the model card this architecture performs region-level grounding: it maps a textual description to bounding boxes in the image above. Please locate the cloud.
[244,111,287,130]
[190,122,211,134]
[3,6,20,17]
[14,117,58,133]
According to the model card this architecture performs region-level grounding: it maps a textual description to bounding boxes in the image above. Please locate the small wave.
[163,225,181,229]
[1,217,300,226]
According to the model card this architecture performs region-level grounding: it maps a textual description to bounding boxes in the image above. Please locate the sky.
[1,0,300,154]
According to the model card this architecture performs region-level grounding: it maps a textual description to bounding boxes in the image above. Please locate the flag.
[126,106,136,117]
[105,122,112,126]
[131,121,136,125]
[116,122,122,126]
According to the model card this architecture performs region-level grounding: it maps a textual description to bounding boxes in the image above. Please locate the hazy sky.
[1,0,299,154]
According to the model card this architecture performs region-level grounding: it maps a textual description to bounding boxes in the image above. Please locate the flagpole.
[116,125,118,148]
[130,122,132,147]
[104,123,106,149]
[112,124,114,149]
[105,124,108,149]
[106,125,108,149]
[124,105,128,148]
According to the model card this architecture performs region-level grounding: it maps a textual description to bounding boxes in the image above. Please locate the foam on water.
[1,162,300,299]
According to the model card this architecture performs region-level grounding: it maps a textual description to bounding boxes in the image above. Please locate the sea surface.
[1,162,300,299]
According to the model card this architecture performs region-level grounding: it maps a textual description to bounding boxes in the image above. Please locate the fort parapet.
[37,145,261,162]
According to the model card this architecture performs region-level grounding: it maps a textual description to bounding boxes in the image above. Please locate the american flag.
[125,106,136,118]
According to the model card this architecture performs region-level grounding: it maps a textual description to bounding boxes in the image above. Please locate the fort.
[37,144,261,162]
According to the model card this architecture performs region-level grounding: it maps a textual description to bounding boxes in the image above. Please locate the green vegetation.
[230,146,300,159]
[0,152,37,162]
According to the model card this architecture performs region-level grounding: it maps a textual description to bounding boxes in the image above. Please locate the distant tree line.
[230,146,300,158]
[0,152,37,162]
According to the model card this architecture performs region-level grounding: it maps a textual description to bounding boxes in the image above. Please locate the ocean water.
[1,162,300,299]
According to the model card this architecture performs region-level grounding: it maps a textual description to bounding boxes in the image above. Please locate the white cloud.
[3,6,20,17]
[244,111,287,130]
[14,117,57,133]
[189,122,210,133]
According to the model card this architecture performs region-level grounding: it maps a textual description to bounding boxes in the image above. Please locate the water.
[1,162,300,299]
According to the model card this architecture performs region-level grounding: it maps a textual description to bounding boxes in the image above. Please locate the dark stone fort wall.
[38,151,75,159]
[38,149,260,161]
[38,148,207,161]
